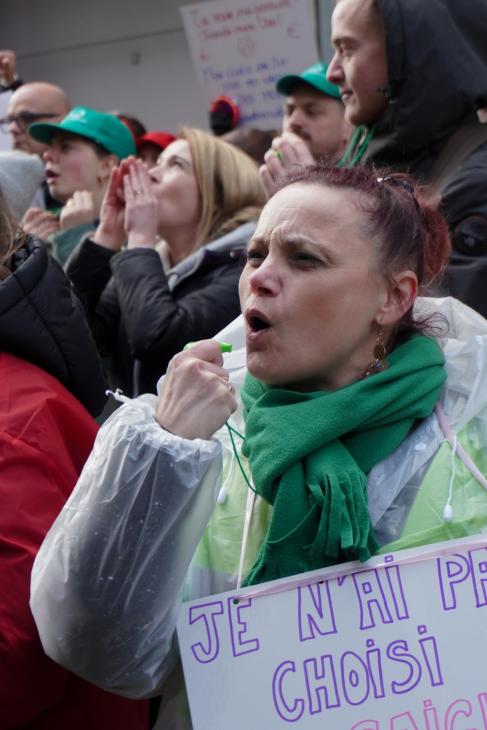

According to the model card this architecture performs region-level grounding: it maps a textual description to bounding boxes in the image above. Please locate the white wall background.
[0,0,334,134]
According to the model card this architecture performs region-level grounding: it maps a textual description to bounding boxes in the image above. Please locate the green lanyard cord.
[225,421,257,494]
[337,124,377,168]
[337,125,363,168]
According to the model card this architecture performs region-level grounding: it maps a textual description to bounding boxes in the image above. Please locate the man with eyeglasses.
[4,81,71,157]
[0,81,71,221]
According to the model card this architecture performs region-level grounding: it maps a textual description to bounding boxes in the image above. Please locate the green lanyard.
[225,422,256,494]
[337,124,377,168]
[182,342,254,492]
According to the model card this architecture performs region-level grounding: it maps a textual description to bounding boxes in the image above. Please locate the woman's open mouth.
[245,309,272,341]
[249,315,270,332]
[45,169,60,185]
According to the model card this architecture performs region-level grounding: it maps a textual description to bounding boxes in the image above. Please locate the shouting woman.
[66,127,266,395]
[31,164,487,727]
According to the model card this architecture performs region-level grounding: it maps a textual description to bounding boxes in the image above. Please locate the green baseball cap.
[29,105,136,159]
[276,62,341,101]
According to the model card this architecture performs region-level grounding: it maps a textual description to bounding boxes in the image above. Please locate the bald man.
[7,82,71,156]
[3,82,71,219]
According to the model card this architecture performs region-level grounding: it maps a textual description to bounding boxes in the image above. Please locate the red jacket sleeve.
[0,355,98,727]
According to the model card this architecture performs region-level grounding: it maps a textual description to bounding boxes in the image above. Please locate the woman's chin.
[246,353,271,382]
[48,182,61,198]
[246,354,285,386]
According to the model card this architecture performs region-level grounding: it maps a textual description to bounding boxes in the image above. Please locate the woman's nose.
[43,147,54,163]
[248,257,281,296]
[148,165,161,183]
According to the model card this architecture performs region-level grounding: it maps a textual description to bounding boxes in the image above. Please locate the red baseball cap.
[209,95,241,128]
[136,131,176,151]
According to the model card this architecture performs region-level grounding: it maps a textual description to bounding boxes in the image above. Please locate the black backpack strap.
[427,118,487,191]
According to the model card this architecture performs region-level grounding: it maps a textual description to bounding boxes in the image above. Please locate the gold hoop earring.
[363,326,388,378]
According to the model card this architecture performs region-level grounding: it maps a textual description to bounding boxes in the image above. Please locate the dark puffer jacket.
[0,235,106,415]
[0,237,148,728]
[67,222,255,396]
[354,0,487,316]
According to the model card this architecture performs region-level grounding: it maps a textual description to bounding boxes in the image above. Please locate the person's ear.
[97,154,118,185]
[376,270,418,327]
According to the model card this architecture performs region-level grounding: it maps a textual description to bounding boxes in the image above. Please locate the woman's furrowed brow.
[281,233,321,249]
[247,235,267,248]
[249,232,325,250]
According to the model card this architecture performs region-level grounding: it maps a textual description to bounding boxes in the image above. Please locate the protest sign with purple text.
[177,535,487,729]
[180,0,319,129]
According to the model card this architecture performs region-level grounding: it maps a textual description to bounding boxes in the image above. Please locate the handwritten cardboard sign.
[177,535,487,729]
[180,0,319,129]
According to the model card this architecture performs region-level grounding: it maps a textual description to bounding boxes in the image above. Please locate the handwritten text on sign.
[180,0,319,128]
[177,536,487,729]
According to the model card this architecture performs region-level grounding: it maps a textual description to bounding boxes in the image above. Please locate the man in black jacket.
[327,0,487,317]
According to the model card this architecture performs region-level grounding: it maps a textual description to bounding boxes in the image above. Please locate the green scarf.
[241,335,446,586]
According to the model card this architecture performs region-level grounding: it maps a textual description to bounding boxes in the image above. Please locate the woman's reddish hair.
[277,164,451,336]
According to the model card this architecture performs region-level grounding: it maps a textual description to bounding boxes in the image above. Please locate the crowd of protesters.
[1,0,487,727]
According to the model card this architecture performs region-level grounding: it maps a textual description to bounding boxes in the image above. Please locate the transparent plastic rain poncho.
[30,297,487,705]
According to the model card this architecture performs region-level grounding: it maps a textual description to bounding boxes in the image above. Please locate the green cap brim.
[277,74,308,95]
[29,119,105,147]
[29,117,136,159]
[28,121,63,145]
[276,73,341,101]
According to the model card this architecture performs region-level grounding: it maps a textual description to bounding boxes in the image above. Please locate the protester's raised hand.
[123,160,159,249]
[0,50,17,86]
[92,164,127,251]
[156,340,237,440]
[59,191,97,231]
[22,207,60,240]
[259,131,315,198]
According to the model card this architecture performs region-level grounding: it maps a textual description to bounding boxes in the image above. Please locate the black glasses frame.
[0,111,59,132]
